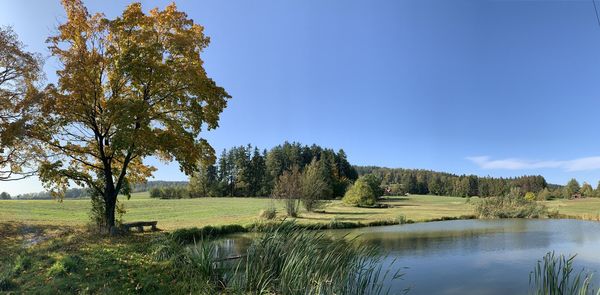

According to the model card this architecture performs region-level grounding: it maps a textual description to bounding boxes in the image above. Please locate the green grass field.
[0,193,475,230]
[3,193,599,230]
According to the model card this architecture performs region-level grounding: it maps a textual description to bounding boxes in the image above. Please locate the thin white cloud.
[466,156,600,172]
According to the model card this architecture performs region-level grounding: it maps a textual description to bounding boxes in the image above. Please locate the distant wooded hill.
[354,166,556,197]
[14,181,189,200]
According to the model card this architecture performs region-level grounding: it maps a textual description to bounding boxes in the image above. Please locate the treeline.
[186,142,358,199]
[14,188,89,200]
[131,181,189,193]
[11,181,189,200]
[355,166,548,197]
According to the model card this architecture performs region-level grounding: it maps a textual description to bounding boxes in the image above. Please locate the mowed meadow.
[3,194,600,230]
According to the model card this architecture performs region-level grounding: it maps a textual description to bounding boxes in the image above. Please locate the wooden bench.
[121,221,158,232]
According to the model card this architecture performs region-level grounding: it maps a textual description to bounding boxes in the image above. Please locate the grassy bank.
[0,194,476,230]
[3,194,600,230]
[0,222,401,294]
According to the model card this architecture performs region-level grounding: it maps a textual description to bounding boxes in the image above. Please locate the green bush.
[343,177,377,207]
[149,186,189,199]
[474,189,547,219]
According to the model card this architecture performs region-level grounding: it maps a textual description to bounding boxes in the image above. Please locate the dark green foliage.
[565,179,581,198]
[0,192,10,199]
[474,188,548,219]
[529,252,597,295]
[189,164,219,198]
[0,262,16,291]
[361,174,384,198]
[356,166,549,197]
[190,142,358,198]
[148,186,189,199]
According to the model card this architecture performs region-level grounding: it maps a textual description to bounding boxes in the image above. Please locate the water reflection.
[216,219,600,295]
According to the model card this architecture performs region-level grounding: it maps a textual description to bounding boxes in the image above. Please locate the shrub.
[474,190,547,219]
[343,177,377,207]
[259,207,277,220]
[88,193,126,232]
[524,192,536,201]
[149,186,189,199]
[396,214,407,224]
[149,187,162,198]
[537,188,551,201]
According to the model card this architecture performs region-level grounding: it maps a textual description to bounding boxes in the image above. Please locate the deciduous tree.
[301,158,328,212]
[272,166,302,217]
[0,26,43,180]
[37,1,230,232]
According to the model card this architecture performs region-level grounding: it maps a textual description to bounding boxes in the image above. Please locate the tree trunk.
[104,190,117,234]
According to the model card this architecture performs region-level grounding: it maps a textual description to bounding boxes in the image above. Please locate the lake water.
[220,219,600,294]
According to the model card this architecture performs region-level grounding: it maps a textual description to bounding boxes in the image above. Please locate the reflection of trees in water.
[214,235,255,258]
[207,220,600,265]
[358,225,552,256]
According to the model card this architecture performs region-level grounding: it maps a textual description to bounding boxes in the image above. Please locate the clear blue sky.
[2,0,600,195]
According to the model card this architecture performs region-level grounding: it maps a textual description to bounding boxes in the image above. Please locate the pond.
[219,219,600,294]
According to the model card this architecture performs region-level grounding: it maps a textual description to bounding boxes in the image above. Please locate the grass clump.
[474,189,547,219]
[153,221,404,294]
[230,222,403,294]
[12,254,32,273]
[259,207,277,220]
[0,262,16,291]
[47,255,83,277]
[530,252,598,295]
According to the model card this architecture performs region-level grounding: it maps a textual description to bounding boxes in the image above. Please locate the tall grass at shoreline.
[530,252,599,295]
[154,222,404,294]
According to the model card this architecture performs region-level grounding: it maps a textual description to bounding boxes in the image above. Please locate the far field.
[2,194,600,230]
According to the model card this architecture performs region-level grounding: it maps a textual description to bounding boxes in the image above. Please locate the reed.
[230,222,404,295]
[529,252,599,295]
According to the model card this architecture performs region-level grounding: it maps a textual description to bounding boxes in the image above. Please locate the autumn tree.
[0,26,43,180]
[301,158,328,212]
[37,1,230,232]
[272,166,302,217]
